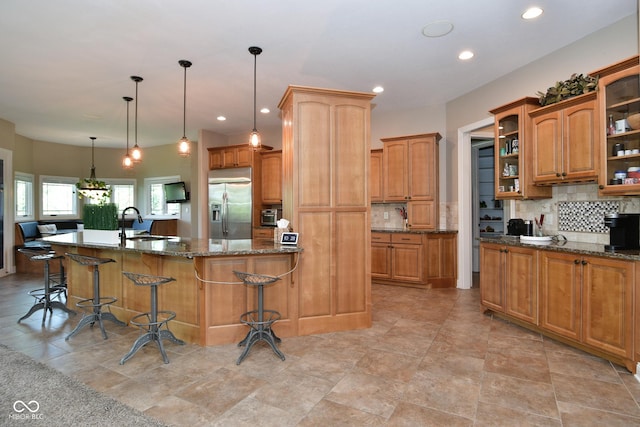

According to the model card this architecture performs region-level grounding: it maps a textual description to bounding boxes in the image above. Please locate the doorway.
[0,148,12,277]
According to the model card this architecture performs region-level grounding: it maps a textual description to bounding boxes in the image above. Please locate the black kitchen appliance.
[507,218,526,236]
[604,213,640,251]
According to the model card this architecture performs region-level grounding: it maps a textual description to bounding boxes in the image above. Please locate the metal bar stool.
[17,248,75,324]
[234,271,285,365]
[65,253,125,340]
[120,272,185,364]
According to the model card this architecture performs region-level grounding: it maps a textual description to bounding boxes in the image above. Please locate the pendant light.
[122,96,134,169]
[177,59,192,157]
[77,137,111,203]
[130,76,143,163]
[248,46,262,149]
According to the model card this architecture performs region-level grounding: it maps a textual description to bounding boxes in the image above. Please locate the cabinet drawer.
[371,232,391,243]
[391,233,421,244]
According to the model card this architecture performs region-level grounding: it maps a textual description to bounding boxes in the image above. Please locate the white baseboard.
[635,363,640,383]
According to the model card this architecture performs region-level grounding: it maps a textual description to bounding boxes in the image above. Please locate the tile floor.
[2,272,640,426]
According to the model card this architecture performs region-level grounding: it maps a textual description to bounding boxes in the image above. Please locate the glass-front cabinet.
[489,97,551,200]
[597,56,640,196]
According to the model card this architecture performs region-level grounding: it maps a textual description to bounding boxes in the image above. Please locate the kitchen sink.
[126,235,171,242]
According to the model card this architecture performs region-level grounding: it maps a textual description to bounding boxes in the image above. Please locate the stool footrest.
[239,309,281,328]
[75,296,118,310]
[130,311,177,328]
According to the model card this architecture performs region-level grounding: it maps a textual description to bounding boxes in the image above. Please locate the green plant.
[536,73,599,106]
[82,203,118,230]
[76,178,112,205]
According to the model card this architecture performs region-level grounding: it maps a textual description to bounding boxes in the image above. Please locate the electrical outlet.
[383,212,389,220]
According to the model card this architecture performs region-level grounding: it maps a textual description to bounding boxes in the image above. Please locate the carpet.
[0,344,167,426]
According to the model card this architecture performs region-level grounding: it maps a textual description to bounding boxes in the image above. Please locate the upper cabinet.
[381,133,440,229]
[208,144,253,169]
[490,98,551,200]
[370,149,384,203]
[596,56,640,196]
[530,92,600,185]
[261,150,282,204]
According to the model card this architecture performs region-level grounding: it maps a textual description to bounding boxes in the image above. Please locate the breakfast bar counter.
[43,232,302,346]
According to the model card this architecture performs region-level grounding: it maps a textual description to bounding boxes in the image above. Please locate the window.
[40,175,78,219]
[15,172,34,220]
[144,176,182,217]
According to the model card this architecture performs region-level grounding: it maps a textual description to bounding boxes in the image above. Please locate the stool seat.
[17,248,75,324]
[234,270,285,365]
[64,253,125,340]
[120,272,185,364]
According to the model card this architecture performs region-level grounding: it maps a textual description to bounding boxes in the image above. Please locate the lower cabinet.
[481,241,637,372]
[539,251,634,359]
[372,232,457,288]
[480,243,538,324]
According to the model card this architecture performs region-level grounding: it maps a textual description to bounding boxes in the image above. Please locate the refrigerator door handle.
[222,192,228,235]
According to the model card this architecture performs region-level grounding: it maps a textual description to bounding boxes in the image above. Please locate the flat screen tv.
[164,181,189,203]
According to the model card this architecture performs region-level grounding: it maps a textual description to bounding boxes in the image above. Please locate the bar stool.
[17,248,75,324]
[120,272,185,364]
[65,253,125,341]
[233,271,285,365]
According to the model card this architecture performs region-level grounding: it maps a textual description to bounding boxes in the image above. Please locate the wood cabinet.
[372,231,457,288]
[381,133,440,229]
[371,232,422,283]
[490,97,551,200]
[480,242,538,323]
[261,150,282,204]
[596,55,640,196]
[481,240,638,372]
[530,92,599,185]
[208,144,253,169]
[370,149,383,202]
[539,251,634,359]
[278,85,374,336]
[252,227,274,239]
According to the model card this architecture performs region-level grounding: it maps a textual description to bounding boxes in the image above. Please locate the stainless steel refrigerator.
[208,167,252,239]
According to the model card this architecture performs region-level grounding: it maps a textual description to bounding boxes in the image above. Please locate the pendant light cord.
[253,52,257,131]
[183,64,187,138]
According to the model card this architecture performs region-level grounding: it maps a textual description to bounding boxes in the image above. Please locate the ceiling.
[0,1,636,149]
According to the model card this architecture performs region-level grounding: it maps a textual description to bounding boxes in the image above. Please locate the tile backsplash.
[515,183,640,244]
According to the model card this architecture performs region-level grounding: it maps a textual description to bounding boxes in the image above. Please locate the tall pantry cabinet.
[278,85,375,336]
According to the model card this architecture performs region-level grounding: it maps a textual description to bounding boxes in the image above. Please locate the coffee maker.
[604,213,640,251]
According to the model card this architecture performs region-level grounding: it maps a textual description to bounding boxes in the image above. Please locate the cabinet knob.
[556,173,561,177]
[574,259,580,264]
[561,172,567,177]
[581,260,588,265]
[599,185,604,189]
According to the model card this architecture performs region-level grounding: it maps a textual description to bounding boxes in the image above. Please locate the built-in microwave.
[260,209,280,226]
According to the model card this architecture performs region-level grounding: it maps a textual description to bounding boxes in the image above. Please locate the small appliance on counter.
[507,218,526,236]
[604,213,640,251]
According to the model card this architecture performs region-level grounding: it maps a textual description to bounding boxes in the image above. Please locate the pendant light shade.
[248,46,262,149]
[177,60,192,157]
[130,76,143,163]
[122,96,134,169]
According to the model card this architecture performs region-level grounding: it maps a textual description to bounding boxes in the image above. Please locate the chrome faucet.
[120,206,143,246]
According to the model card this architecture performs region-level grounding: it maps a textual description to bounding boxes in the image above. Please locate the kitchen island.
[43,232,302,346]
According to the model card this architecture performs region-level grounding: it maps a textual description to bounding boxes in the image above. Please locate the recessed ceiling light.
[421,20,454,38]
[458,50,474,60]
[522,7,543,20]
[260,107,270,114]
[372,86,384,93]
[217,116,226,121]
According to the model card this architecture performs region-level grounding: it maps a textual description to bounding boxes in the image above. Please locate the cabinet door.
[391,243,422,282]
[209,149,223,169]
[532,110,563,183]
[480,243,504,312]
[581,256,633,358]
[383,140,408,201]
[423,233,457,288]
[563,99,598,181]
[504,246,538,324]
[370,150,384,202]
[261,152,282,203]
[222,148,237,167]
[371,242,392,279]
[407,201,436,229]
[236,146,253,167]
[539,251,581,341]
[408,137,436,200]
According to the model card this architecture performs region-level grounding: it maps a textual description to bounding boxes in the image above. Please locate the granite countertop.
[371,228,458,234]
[480,235,640,261]
[41,232,302,258]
